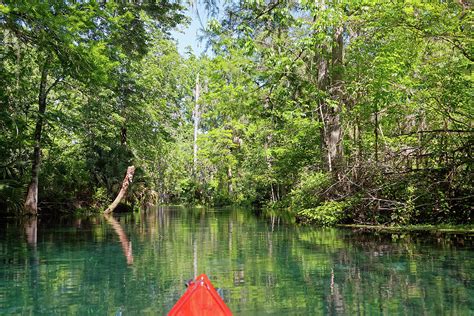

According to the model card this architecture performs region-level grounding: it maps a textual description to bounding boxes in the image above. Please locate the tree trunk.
[227,166,233,194]
[315,7,344,173]
[317,44,330,171]
[264,134,276,202]
[193,73,200,176]
[121,126,127,145]
[24,58,50,215]
[314,0,342,173]
[104,166,135,214]
[374,103,379,164]
[326,25,344,173]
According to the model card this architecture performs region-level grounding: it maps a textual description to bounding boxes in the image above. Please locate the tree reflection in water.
[104,214,133,265]
[24,217,37,245]
[0,208,471,315]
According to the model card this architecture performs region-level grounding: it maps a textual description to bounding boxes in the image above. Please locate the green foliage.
[289,172,331,211]
[0,180,24,213]
[92,187,110,209]
[201,0,473,225]
[0,0,471,226]
[0,1,187,214]
[298,200,351,226]
[391,185,416,226]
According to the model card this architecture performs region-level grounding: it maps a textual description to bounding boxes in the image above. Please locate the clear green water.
[0,207,473,315]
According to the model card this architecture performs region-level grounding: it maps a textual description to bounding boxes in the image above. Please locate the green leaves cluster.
[0,0,471,226]
[0,0,186,213]
[184,0,473,225]
[298,200,351,226]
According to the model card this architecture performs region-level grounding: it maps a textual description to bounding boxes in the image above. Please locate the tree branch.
[396,129,473,136]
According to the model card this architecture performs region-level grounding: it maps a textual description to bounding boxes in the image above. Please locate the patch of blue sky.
[171,5,209,57]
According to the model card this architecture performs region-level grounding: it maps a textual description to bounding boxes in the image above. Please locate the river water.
[0,207,473,315]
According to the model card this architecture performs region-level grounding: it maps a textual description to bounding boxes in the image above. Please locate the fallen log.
[104,166,135,214]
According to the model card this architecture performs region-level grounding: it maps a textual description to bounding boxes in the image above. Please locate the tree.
[0,1,185,214]
[198,0,473,224]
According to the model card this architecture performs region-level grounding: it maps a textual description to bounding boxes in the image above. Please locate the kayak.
[168,274,233,316]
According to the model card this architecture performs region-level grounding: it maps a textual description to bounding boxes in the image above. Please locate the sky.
[171,7,209,56]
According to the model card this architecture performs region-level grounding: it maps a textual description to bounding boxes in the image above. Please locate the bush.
[390,185,416,225]
[92,187,110,208]
[289,171,331,211]
[0,180,24,214]
[298,200,350,226]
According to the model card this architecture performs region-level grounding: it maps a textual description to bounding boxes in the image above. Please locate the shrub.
[92,187,110,208]
[289,171,331,211]
[298,200,350,226]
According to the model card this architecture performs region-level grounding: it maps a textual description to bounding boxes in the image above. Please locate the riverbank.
[339,224,474,234]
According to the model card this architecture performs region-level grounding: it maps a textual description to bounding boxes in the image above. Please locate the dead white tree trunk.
[104,166,135,214]
[193,73,200,176]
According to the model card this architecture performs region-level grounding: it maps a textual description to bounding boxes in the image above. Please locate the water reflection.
[0,208,472,315]
[24,217,37,245]
[104,214,134,265]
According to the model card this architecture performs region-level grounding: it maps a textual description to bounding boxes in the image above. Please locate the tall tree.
[0,1,184,214]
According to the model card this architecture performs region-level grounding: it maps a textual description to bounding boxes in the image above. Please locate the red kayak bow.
[168,274,232,316]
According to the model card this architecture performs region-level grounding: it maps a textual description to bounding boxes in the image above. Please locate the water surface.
[0,207,473,315]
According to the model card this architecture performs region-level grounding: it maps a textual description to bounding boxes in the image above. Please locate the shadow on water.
[0,207,472,315]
